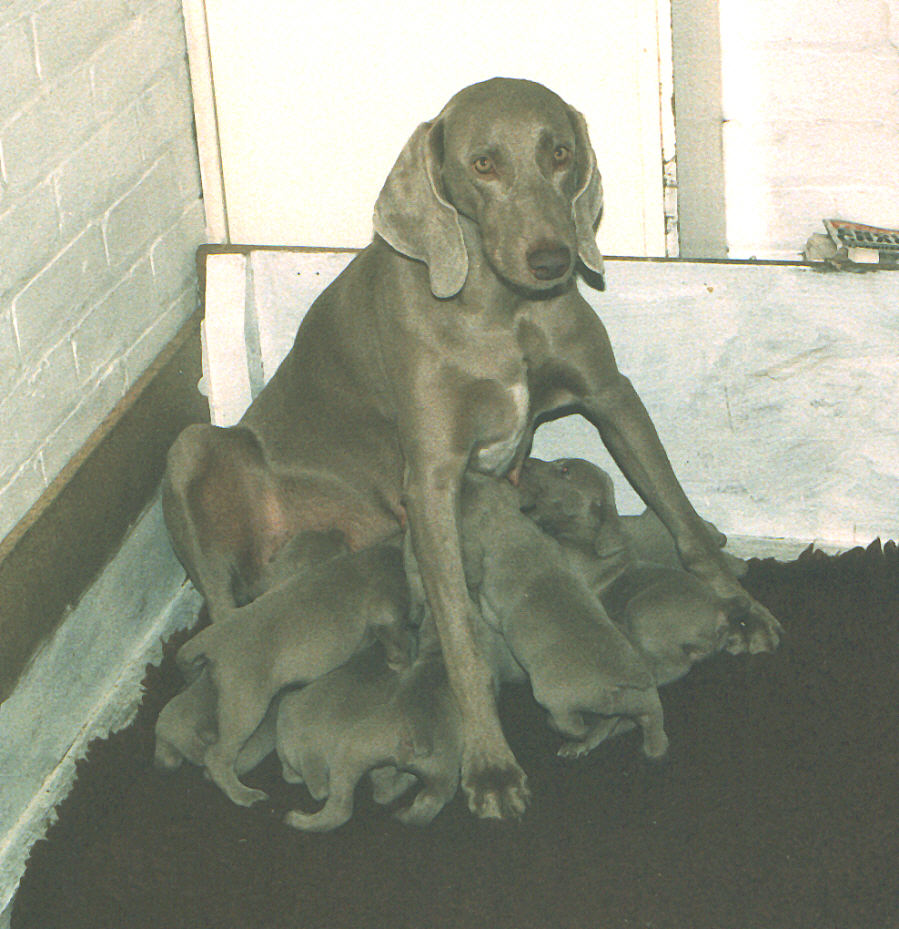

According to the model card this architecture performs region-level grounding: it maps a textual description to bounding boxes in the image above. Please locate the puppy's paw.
[393,791,448,827]
[211,777,268,807]
[461,747,530,821]
[370,767,418,805]
[231,785,269,807]
[153,740,184,772]
[557,740,591,760]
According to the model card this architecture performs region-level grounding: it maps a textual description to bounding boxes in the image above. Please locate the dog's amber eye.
[552,146,571,167]
[473,155,495,176]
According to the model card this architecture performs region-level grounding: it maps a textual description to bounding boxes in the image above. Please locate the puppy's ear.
[566,105,605,285]
[590,500,627,559]
[373,119,468,299]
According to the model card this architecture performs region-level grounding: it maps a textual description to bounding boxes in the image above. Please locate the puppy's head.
[517,457,625,555]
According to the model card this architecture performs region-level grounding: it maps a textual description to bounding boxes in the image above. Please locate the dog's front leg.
[403,466,529,821]
[538,298,780,652]
[579,372,782,653]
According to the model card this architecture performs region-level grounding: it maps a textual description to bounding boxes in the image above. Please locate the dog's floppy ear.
[373,120,468,299]
[566,106,605,284]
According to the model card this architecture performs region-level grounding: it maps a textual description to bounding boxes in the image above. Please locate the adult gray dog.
[162,77,781,820]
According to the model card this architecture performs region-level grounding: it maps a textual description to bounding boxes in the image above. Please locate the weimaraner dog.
[162,77,781,819]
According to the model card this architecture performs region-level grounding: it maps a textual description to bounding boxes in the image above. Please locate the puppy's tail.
[284,781,355,833]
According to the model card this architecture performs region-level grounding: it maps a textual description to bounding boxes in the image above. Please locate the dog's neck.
[454,219,520,317]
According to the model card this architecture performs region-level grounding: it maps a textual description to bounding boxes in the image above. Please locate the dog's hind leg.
[557,717,631,759]
[235,699,278,776]
[284,771,358,832]
[393,771,459,826]
[291,749,330,800]
[163,424,295,616]
[370,767,418,805]
[202,676,274,806]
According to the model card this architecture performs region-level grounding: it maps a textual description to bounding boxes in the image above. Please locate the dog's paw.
[461,748,530,821]
[234,786,269,807]
[698,563,782,654]
[746,599,784,653]
[724,596,783,654]
[393,791,448,827]
[557,715,626,759]
[216,781,268,807]
[557,740,591,760]
[153,740,184,772]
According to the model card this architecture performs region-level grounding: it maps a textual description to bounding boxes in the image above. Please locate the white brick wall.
[0,0,206,540]
[719,0,899,258]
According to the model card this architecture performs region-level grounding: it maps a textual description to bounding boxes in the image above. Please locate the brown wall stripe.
[0,304,209,703]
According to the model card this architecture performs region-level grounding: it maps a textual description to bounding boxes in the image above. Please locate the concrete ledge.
[0,496,201,917]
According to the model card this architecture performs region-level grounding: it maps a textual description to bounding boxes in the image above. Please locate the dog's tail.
[283,780,356,833]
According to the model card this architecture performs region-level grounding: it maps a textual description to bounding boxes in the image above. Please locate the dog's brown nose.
[527,245,571,281]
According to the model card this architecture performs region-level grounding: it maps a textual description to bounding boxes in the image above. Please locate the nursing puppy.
[517,457,743,755]
[518,456,746,584]
[417,473,670,760]
[154,670,281,778]
[175,538,412,807]
[153,668,217,772]
[276,640,463,832]
[154,529,349,776]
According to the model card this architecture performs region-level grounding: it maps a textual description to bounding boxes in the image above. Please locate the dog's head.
[373,77,604,299]
[517,457,625,557]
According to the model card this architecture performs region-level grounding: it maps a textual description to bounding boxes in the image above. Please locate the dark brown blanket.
[12,542,899,929]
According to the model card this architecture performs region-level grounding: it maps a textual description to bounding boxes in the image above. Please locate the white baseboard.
[725,534,849,561]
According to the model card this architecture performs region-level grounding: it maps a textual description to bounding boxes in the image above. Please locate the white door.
[185,0,673,257]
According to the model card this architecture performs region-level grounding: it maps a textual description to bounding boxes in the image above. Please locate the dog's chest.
[469,380,529,475]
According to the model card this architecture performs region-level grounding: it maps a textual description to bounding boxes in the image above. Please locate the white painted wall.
[719,0,899,259]
[202,250,899,551]
[192,0,670,258]
[0,0,207,541]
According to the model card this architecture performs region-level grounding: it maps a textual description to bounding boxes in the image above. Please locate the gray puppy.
[517,457,745,756]
[275,639,463,832]
[517,456,746,583]
[154,529,349,775]
[154,669,280,778]
[431,473,669,760]
[153,668,217,772]
[175,537,412,807]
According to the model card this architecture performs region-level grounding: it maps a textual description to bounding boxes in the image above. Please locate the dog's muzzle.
[526,244,572,281]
